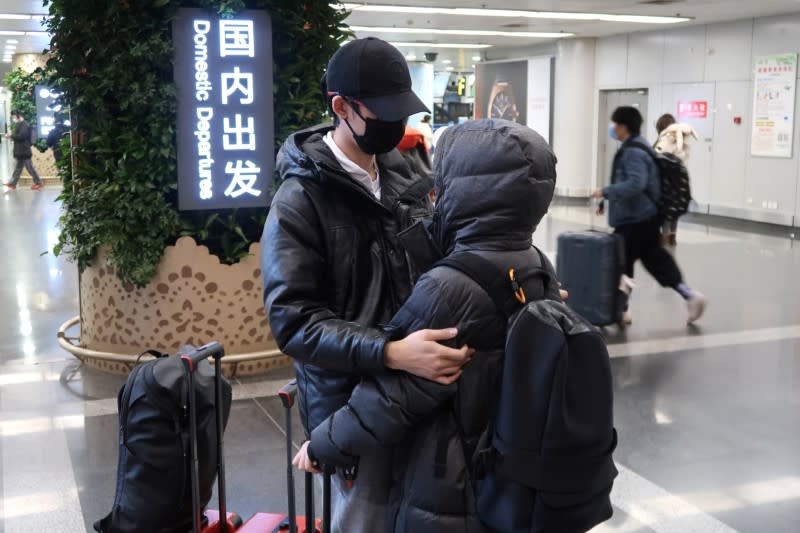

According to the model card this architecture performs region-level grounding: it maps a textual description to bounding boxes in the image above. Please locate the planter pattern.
[80,236,280,360]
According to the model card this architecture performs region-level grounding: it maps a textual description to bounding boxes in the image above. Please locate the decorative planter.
[59,236,290,376]
[14,149,61,186]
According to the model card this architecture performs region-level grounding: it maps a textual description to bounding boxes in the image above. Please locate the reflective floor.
[1,172,799,532]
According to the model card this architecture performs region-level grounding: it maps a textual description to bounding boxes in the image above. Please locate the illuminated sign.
[34,85,63,138]
[677,100,708,119]
[456,77,467,96]
[173,8,274,211]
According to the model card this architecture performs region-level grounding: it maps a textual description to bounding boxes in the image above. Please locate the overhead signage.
[35,85,63,138]
[456,77,467,96]
[751,53,797,158]
[677,100,708,119]
[173,8,274,211]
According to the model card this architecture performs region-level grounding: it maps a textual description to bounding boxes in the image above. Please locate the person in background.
[261,37,472,532]
[593,106,706,325]
[3,110,43,191]
[654,113,698,245]
[417,113,433,149]
[46,119,69,166]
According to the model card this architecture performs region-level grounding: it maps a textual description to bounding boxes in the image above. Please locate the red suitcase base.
[238,512,321,533]
[203,509,244,532]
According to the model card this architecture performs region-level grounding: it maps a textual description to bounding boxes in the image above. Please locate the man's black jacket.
[261,124,433,433]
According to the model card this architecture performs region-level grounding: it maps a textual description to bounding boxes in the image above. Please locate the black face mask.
[343,101,406,155]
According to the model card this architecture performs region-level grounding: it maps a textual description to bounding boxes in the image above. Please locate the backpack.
[628,141,691,222]
[435,251,618,533]
[95,348,232,533]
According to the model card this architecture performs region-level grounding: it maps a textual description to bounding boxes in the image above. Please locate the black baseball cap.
[324,37,430,121]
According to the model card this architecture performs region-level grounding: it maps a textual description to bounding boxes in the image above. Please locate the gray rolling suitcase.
[556,231,625,326]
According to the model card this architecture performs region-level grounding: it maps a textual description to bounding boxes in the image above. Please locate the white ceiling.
[2,2,800,80]
[347,0,800,71]
[0,0,50,80]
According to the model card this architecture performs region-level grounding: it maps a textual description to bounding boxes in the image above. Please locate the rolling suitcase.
[235,379,329,533]
[186,347,329,533]
[179,342,242,533]
[556,231,626,326]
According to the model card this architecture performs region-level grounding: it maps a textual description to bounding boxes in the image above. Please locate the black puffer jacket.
[309,119,558,532]
[261,124,433,433]
[11,120,33,159]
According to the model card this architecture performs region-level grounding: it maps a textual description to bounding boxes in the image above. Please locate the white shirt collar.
[323,132,381,200]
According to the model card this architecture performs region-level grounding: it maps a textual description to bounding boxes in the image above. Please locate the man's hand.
[592,189,604,199]
[385,328,474,385]
[293,441,321,474]
[557,281,569,302]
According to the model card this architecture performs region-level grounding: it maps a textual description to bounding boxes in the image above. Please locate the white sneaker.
[618,276,635,325]
[687,291,707,324]
[619,275,636,295]
[622,310,633,325]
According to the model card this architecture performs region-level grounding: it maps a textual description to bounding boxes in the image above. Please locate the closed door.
[598,89,649,187]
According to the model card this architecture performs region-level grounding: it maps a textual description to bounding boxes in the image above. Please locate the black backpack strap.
[135,349,168,364]
[434,249,551,319]
[397,175,434,203]
[626,140,656,159]
[431,248,550,482]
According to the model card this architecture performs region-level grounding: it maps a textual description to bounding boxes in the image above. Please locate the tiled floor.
[1,160,799,532]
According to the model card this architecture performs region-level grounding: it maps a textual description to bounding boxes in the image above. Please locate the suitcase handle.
[279,379,331,533]
[181,342,229,533]
[179,341,225,372]
[278,380,297,409]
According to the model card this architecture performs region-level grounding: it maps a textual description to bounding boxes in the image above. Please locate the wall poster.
[475,57,553,143]
[751,53,797,158]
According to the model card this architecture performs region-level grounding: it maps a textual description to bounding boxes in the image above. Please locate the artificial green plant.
[4,67,49,152]
[44,0,349,286]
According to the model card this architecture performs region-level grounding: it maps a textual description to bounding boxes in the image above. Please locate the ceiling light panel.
[341,4,690,24]
[350,26,572,38]
[388,42,492,49]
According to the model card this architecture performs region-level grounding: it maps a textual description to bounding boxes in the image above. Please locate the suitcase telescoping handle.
[278,380,331,533]
[180,342,229,533]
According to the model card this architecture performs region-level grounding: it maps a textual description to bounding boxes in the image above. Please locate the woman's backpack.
[628,141,692,222]
[436,251,618,533]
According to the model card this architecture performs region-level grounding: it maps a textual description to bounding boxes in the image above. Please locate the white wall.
[407,62,434,129]
[593,13,800,226]
[553,38,596,196]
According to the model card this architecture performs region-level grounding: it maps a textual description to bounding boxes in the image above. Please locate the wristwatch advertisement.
[475,60,528,126]
[487,78,520,122]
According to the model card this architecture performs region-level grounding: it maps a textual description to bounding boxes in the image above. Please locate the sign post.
[173,8,274,211]
[34,85,62,138]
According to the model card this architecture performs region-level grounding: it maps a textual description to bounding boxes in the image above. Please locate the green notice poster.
[751,53,797,158]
